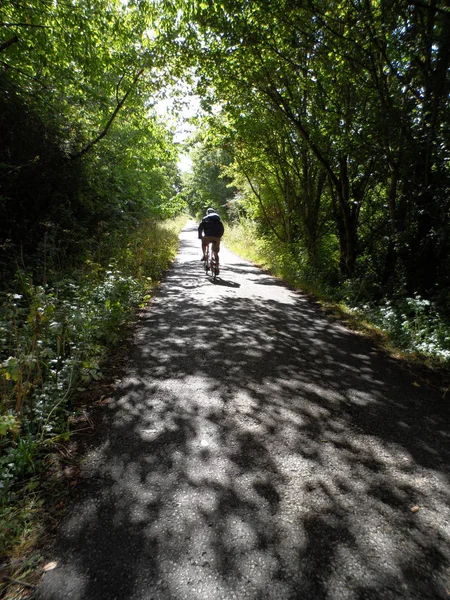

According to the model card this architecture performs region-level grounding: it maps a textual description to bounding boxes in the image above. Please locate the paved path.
[38,222,450,600]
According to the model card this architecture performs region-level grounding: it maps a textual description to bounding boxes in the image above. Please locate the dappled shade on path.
[38,223,450,600]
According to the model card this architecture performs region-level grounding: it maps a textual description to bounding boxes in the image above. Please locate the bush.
[353,296,450,362]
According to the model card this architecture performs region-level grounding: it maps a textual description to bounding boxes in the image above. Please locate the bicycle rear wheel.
[211,258,219,282]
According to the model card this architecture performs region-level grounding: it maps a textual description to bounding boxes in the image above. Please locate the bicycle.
[204,242,220,282]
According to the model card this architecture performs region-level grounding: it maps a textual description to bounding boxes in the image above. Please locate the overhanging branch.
[70,68,145,160]
[0,35,18,53]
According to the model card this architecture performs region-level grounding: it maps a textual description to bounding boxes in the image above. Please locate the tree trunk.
[382,165,399,286]
[333,157,358,277]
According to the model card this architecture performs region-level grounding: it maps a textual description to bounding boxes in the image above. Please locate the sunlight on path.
[169,221,297,304]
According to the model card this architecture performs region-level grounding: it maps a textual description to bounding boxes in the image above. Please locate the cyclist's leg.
[201,238,208,260]
[213,238,220,264]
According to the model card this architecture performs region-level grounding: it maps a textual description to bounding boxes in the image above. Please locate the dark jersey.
[198,213,224,239]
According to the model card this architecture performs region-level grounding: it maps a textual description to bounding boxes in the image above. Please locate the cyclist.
[198,208,224,264]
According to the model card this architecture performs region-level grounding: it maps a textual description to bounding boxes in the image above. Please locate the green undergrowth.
[224,219,265,267]
[225,220,450,371]
[0,215,186,590]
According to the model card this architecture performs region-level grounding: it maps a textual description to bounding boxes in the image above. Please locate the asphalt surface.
[37,222,450,600]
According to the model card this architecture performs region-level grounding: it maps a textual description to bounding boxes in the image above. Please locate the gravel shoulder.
[37,222,450,600]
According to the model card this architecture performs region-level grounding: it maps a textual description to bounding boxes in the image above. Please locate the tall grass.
[223,219,264,266]
[224,219,337,296]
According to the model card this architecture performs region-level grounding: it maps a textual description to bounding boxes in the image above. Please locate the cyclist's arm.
[198,221,204,239]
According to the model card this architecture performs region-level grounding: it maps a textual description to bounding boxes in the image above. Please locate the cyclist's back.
[198,208,224,262]
[198,211,224,238]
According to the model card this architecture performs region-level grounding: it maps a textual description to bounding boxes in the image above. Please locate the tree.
[0,0,182,280]
[161,0,450,297]
[183,129,237,217]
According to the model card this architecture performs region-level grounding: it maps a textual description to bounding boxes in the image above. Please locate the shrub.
[354,296,450,362]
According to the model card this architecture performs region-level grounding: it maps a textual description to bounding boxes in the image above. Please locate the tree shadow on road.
[38,226,450,600]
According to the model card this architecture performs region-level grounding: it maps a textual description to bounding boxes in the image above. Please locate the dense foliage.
[162,0,450,294]
[0,0,182,281]
[181,138,237,218]
[164,0,450,359]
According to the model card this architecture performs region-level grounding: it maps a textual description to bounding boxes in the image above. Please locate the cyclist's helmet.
[206,208,216,214]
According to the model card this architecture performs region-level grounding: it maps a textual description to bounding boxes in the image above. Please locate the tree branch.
[409,0,450,15]
[242,167,284,242]
[0,22,51,28]
[0,35,18,53]
[70,69,144,160]
[0,60,35,80]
